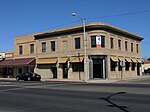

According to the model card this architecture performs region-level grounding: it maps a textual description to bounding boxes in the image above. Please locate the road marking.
[0,87,26,92]
[0,83,69,92]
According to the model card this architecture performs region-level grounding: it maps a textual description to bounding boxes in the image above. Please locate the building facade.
[0,22,143,81]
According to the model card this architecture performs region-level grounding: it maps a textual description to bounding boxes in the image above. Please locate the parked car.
[144,68,150,74]
[16,72,41,81]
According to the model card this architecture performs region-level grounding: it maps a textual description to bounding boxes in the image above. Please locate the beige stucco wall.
[13,23,143,80]
[14,34,36,59]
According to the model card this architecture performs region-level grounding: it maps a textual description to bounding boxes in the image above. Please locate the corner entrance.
[93,59,103,78]
[89,56,106,79]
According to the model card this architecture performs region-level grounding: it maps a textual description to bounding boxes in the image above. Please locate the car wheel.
[16,77,19,81]
[28,77,31,81]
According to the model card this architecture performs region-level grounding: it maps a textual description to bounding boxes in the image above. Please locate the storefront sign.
[0,53,5,59]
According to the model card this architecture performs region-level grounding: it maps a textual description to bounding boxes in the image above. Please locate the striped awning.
[59,57,68,63]
[110,56,118,62]
[71,56,84,63]
[131,58,137,63]
[118,57,124,61]
[37,58,57,64]
[125,58,132,62]
[137,59,142,63]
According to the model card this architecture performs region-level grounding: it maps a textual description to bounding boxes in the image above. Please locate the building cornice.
[34,22,143,40]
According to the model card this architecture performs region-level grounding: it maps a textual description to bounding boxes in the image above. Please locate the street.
[0,79,150,112]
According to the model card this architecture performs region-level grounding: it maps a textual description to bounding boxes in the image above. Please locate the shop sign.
[0,53,5,59]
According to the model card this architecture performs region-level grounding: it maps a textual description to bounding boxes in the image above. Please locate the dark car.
[16,72,41,81]
[144,68,150,74]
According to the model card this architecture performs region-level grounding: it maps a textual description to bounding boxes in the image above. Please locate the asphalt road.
[0,80,150,112]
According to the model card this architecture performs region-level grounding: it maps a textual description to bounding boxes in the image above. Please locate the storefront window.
[118,61,122,71]
[110,59,116,71]
[125,61,130,71]
[72,62,84,72]
[131,62,135,70]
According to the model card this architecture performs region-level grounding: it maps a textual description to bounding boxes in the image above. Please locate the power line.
[0,9,150,40]
[87,10,150,20]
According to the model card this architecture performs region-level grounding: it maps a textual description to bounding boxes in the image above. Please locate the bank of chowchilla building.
[0,22,143,81]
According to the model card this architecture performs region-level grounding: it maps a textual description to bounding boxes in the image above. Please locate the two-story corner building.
[0,22,143,80]
[33,22,143,81]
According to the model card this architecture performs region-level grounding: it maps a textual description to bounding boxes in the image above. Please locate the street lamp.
[72,12,88,82]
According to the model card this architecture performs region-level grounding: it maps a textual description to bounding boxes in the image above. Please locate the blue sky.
[0,0,150,58]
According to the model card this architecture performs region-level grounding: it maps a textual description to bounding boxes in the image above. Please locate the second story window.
[30,44,34,54]
[136,44,139,53]
[91,36,96,47]
[51,41,55,51]
[110,37,114,49]
[75,38,80,49]
[19,45,23,55]
[42,42,46,53]
[118,39,121,50]
[125,41,128,51]
[91,35,105,48]
[131,43,133,52]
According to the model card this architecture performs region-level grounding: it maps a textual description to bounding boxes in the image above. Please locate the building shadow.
[99,92,131,112]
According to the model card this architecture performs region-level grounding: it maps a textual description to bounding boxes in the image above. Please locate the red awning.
[0,59,13,67]
[0,58,35,67]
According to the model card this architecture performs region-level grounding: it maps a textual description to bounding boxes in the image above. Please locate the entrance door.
[52,67,57,78]
[63,63,68,79]
[137,63,140,76]
[93,59,103,78]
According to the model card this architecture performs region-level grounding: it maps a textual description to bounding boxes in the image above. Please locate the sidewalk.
[0,75,150,83]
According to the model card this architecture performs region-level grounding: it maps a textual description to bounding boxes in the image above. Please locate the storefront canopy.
[59,57,68,63]
[37,58,57,64]
[118,57,124,61]
[110,56,118,62]
[131,58,137,63]
[125,58,132,62]
[0,58,35,67]
[137,59,142,63]
[71,56,84,63]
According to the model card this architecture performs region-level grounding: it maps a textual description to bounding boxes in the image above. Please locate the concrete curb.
[0,75,150,83]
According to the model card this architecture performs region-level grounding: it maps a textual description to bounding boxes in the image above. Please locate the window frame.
[19,45,23,55]
[110,37,114,49]
[136,44,139,53]
[42,42,46,53]
[30,44,34,54]
[91,36,96,48]
[125,41,128,51]
[91,35,105,48]
[118,39,121,50]
[131,43,134,52]
[75,37,80,49]
[51,41,55,52]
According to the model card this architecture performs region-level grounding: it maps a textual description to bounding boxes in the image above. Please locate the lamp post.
[72,13,88,82]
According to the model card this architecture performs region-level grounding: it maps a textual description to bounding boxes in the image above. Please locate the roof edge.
[34,22,143,40]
